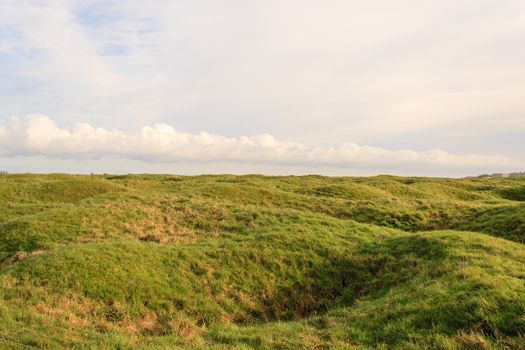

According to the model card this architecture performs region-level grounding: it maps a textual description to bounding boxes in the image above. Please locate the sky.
[0,0,524,176]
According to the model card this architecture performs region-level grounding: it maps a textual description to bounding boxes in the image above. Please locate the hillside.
[1,174,525,349]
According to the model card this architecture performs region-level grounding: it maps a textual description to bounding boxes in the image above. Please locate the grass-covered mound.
[0,174,524,349]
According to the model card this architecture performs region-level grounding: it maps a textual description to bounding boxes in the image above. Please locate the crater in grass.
[498,186,525,202]
[5,235,450,326]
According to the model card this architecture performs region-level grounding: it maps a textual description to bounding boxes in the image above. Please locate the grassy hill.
[1,174,525,349]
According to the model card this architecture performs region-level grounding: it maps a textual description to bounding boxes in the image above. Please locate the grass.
[0,173,525,349]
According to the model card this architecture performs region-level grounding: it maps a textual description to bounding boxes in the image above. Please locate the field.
[1,173,525,349]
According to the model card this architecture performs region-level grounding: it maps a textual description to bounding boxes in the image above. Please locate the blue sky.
[0,0,524,176]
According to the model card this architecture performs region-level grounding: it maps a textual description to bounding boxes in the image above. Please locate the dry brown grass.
[31,294,100,330]
[0,250,44,269]
[454,330,490,350]
[168,315,203,345]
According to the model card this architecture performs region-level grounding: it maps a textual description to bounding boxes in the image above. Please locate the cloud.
[0,115,520,172]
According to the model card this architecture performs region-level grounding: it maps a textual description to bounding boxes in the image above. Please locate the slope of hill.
[0,174,525,349]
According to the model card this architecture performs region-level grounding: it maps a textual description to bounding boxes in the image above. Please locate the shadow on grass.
[254,234,449,322]
[458,204,525,243]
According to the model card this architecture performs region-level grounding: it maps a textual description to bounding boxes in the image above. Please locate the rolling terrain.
[0,174,525,349]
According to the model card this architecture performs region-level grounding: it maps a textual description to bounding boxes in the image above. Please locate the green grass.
[0,174,525,349]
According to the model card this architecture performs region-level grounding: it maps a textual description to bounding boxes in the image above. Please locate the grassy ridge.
[0,174,525,349]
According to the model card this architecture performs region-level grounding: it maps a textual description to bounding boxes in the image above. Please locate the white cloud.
[0,115,520,172]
